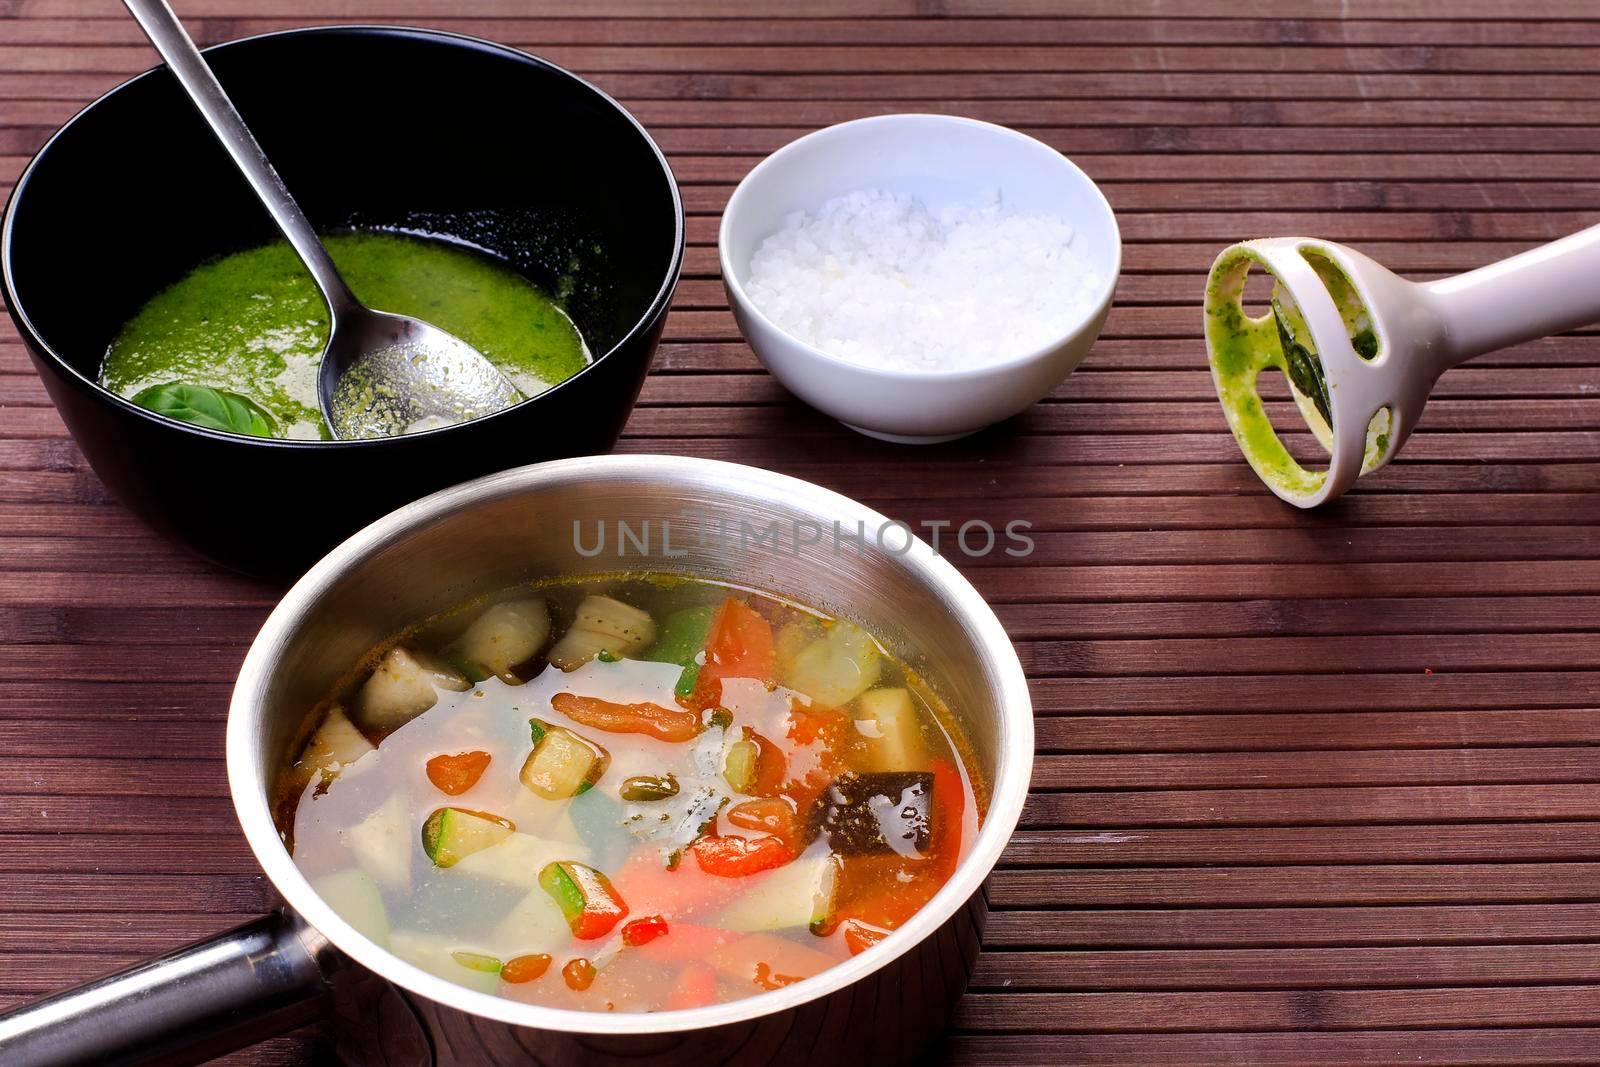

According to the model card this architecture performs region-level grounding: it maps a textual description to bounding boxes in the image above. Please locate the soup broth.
[275,576,982,1013]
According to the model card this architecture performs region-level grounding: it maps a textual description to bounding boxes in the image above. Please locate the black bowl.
[1,26,683,578]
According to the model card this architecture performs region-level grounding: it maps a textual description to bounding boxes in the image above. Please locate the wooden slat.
[952,986,1600,1033]
[1000,823,1600,867]
[11,17,1600,49]
[19,69,1600,104]
[942,1031,1600,1066]
[984,905,1600,948]
[16,42,1600,77]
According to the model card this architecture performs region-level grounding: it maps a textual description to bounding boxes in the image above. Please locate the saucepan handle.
[0,911,337,1067]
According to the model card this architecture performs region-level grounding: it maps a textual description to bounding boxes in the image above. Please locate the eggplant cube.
[809,771,933,858]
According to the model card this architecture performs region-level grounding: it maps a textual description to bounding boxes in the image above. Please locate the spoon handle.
[122,0,363,322]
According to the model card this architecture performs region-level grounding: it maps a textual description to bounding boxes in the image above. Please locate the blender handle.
[1424,222,1600,366]
[0,911,337,1067]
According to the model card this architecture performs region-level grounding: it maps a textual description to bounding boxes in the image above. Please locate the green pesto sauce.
[101,232,590,439]
[1203,251,1328,501]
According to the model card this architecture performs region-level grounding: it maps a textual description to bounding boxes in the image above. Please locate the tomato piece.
[690,598,775,710]
[691,833,795,878]
[928,759,966,880]
[562,957,597,991]
[665,962,718,1010]
[726,797,800,851]
[840,919,889,956]
[500,953,552,984]
[551,692,701,744]
[539,861,629,940]
[777,703,847,812]
[750,730,790,796]
[722,728,789,797]
[425,750,491,796]
[621,915,669,947]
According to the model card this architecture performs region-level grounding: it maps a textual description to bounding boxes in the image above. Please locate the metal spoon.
[1205,224,1600,507]
[123,0,523,440]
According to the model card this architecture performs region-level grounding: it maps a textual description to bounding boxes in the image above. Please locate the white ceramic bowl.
[719,114,1121,443]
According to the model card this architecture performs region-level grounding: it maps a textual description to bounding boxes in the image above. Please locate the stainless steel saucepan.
[0,455,1034,1067]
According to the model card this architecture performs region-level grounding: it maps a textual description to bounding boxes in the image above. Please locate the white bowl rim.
[228,453,1035,1037]
[718,113,1123,383]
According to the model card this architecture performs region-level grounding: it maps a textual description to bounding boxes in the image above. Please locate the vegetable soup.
[275,576,983,1013]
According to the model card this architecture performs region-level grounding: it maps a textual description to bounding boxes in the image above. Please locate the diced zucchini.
[312,869,390,948]
[539,860,629,940]
[421,807,515,868]
[450,831,579,890]
[774,619,821,676]
[784,621,882,708]
[450,950,503,974]
[491,887,573,956]
[723,736,759,794]
[853,687,925,772]
[712,855,840,933]
[389,930,501,994]
[289,704,375,792]
[445,599,551,683]
[343,792,413,893]
[547,596,656,670]
[520,719,610,800]
[353,647,470,733]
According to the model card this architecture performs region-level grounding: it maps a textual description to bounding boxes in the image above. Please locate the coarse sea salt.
[744,187,1103,373]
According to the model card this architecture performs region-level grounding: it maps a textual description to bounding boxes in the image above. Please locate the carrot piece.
[726,797,800,851]
[610,844,747,918]
[630,922,736,964]
[690,598,776,710]
[562,957,597,991]
[665,962,719,1010]
[500,953,552,984]
[840,920,889,956]
[551,692,701,743]
[425,750,491,795]
[691,834,795,878]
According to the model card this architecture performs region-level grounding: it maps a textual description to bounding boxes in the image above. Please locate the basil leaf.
[131,382,278,438]
[1270,297,1332,428]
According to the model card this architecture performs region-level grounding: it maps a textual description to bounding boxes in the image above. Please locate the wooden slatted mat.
[3,2,1599,1064]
